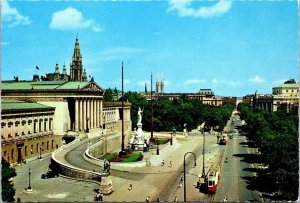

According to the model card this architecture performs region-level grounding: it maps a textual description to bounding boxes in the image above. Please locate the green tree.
[2,157,17,202]
[103,88,113,101]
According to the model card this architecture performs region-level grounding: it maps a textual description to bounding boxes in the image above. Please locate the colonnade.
[75,98,103,132]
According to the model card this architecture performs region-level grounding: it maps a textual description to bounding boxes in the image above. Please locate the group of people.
[94,191,103,202]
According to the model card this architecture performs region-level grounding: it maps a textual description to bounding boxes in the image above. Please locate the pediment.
[82,82,105,92]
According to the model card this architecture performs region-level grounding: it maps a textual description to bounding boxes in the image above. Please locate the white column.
[75,99,79,131]
[96,100,100,128]
[91,99,94,129]
[87,99,90,131]
[93,99,97,128]
[83,99,87,131]
[78,100,82,131]
[100,101,103,127]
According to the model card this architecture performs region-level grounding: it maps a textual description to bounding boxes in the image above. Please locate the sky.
[2,0,299,97]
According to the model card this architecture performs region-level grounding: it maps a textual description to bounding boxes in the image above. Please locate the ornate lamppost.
[201,129,206,178]
[156,137,159,155]
[27,168,32,190]
[183,152,197,202]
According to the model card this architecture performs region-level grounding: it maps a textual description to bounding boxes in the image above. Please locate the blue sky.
[2,0,298,97]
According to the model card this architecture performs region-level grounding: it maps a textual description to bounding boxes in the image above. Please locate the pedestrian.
[223,197,227,202]
[100,193,103,202]
[146,196,150,202]
[161,160,165,166]
[17,197,21,202]
[128,182,133,191]
[174,196,178,202]
[95,192,101,201]
[169,160,172,167]
[157,197,160,202]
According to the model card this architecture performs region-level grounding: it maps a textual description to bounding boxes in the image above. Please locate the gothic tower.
[70,36,83,81]
[54,63,60,81]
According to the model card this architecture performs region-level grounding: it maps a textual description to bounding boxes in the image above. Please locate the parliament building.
[1,37,132,165]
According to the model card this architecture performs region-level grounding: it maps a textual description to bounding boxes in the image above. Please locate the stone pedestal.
[99,177,113,194]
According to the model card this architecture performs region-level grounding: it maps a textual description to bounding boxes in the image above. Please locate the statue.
[137,107,143,124]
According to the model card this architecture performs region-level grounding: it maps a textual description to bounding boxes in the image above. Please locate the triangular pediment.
[82,82,105,92]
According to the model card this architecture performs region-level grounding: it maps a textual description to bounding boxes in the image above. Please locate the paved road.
[214,121,261,201]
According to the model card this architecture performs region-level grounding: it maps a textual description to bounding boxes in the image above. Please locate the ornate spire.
[70,36,83,81]
[54,63,60,81]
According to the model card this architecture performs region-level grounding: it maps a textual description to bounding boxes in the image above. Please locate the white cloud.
[1,41,10,46]
[212,78,242,88]
[2,0,31,27]
[248,75,266,84]
[50,7,101,32]
[183,79,206,85]
[167,0,232,18]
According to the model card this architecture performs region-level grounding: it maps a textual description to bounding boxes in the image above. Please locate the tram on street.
[206,164,220,192]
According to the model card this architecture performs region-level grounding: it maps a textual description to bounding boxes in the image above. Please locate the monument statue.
[137,107,143,124]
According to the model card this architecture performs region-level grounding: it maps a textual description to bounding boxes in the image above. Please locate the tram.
[206,164,220,192]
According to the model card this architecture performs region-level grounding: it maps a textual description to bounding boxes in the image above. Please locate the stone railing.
[51,138,103,182]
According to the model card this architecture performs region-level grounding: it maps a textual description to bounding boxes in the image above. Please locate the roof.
[1,100,55,112]
[273,83,298,88]
[1,80,104,92]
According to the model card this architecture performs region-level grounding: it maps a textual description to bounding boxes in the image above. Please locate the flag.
[36,66,39,70]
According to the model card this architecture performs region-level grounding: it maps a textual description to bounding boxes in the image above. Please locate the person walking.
[99,193,103,202]
[128,182,133,191]
[157,197,160,202]
[174,196,178,202]
[146,196,150,202]
[161,160,165,166]
[169,160,172,167]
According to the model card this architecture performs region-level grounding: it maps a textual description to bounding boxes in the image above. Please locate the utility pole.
[151,72,153,140]
[121,62,125,151]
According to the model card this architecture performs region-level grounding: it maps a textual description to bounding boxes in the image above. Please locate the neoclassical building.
[255,79,299,112]
[1,37,132,165]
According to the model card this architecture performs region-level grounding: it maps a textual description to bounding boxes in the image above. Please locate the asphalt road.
[214,126,261,201]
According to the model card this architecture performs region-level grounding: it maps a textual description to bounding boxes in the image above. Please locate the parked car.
[41,170,58,179]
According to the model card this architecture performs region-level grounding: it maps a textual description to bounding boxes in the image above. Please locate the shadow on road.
[232,153,263,164]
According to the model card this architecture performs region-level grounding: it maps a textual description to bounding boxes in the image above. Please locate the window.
[292,90,294,92]
[22,131,25,135]
[39,120,42,132]
[22,120,26,126]
[49,118,53,131]
[15,133,18,137]
[44,121,47,131]
[286,90,289,93]
[34,122,37,133]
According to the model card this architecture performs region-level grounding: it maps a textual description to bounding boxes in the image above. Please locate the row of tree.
[121,92,234,133]
[237,103,299,201]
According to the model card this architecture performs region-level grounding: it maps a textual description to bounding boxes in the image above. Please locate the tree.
[103,88,113,101]
[2,157,17,202]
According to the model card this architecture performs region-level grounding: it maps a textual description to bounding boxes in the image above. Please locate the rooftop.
[1,100,55,112]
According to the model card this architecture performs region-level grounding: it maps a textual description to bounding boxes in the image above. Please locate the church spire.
[70,35,84,81]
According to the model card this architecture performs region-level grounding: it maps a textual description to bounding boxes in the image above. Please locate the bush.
[122,153,143,162]
[100,153,118,161]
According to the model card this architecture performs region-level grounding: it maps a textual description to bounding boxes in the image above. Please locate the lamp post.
[156,137,159,155]
[201,129,206,178]
[170,132,173,145]
[27,168,31,190]
[184,152,197,202]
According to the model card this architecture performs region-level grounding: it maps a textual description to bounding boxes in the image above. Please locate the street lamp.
[183,152,197,202]
[201,129,206,178]
[156,137,159,155]
[27,168,31,190]
[170,132,173,145]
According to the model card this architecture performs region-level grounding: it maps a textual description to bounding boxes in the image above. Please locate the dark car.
[41,170,58,179]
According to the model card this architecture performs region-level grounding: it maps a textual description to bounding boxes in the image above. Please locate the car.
[41,170,58,179]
